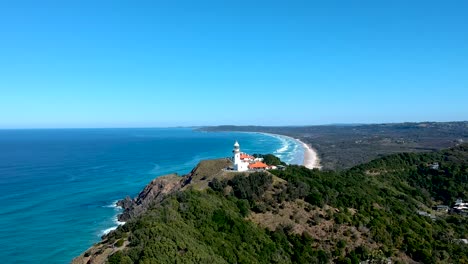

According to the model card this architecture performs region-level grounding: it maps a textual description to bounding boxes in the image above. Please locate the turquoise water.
[0,128,304,263]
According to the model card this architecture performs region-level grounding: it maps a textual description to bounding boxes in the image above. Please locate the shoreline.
[255,132,321,169]
[298,139,322,169]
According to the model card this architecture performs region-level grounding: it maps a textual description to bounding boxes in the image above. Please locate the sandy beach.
[297,139,321,169]
[256,132,321,169]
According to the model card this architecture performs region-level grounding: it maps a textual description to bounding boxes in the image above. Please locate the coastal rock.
[117,159,232,222]
[117,173,184,222]
[73,159,233,264]
[116,196,133,209]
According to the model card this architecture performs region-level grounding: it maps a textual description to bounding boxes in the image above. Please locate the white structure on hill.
[233,141,249,171]
[232,141,268,171]
[454,199,468,210]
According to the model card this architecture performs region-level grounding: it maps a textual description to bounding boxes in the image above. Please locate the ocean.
[0,128,304,263]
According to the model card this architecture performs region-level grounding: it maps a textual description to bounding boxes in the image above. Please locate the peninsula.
[73,143,468,263]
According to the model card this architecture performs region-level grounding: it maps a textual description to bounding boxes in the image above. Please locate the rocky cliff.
[72,158,232,264]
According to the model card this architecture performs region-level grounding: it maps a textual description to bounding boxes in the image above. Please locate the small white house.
[454,199,468,210]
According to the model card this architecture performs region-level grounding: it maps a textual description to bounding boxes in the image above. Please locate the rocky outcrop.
[117,158,232,222]
[117,173,185,221]
[72,159,233,264]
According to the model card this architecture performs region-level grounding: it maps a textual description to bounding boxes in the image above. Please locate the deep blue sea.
[0,128,304,263]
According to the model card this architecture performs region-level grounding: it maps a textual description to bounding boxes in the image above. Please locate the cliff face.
[117,173,186,222]
[117,158,232,222]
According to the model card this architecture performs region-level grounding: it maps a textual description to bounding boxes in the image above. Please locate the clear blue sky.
[1,0,467,128]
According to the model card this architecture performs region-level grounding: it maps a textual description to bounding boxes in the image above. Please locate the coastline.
[255,132,321,169]
[100,200,125,236]
[72,130,322,263]
[298,139,322,169]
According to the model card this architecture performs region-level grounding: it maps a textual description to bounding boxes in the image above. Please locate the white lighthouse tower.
[233,141,248,171]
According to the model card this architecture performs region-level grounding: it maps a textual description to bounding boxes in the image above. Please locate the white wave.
[100,199,126,236]
[276,144,289,153]
[237,131,306,165]
[102,200,122,210]
[274,136,289,154]
[101,215,126,236]
[262,133,305,165]
[102,226,118,235]
[114,216,126,226]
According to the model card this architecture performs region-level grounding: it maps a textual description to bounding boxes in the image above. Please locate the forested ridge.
[92,144,467,263]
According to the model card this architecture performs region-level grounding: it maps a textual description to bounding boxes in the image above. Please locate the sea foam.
[101,213,126,236]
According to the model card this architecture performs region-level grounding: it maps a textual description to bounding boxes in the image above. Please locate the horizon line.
[0,120,466,130]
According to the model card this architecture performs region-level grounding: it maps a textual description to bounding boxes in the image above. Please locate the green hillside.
[83,144,468,264]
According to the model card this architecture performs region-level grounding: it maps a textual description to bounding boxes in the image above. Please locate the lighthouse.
[233,141,248,171]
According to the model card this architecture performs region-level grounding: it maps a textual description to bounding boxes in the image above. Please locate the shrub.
[115,238,124,247]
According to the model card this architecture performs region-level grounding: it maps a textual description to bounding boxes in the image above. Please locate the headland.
[72,143,468,263]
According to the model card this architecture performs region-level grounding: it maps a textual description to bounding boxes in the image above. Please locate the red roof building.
[240,153,254,160]
[248,161,268,169]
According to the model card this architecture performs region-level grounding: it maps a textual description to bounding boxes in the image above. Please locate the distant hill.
[200,121,468,170]
[73,144,468,263]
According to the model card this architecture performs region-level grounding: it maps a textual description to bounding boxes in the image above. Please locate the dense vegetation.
[271,144,468,263]
[201,121,468,170]
[105,144,468,263]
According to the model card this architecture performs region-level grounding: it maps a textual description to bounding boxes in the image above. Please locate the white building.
[454,199,468,210]
[233,141,249,171]
[232,141,268,171]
